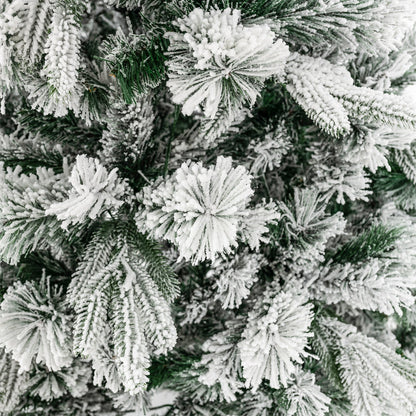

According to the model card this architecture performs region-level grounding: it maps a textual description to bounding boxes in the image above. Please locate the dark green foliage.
[147,349,200,389]
[310,316,344,390]
[373,163,416,211]
[373,163,412,193]
[101,33,168,104]
[117,154,162,192]
[327,224,403,264]
[0,145,64,175]
[0,265,15,303]
[395,309,416,352]
[133,232,180,303]
[0,204,94,270]
[0,129,66,174]
[16,252,74,284]
[268,217,291,250]
[0,217,77,266]
[17,106,103,153]
[80,72,110,121]
[256,83,309,131]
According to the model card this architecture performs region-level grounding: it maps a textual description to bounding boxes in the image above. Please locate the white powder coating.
[165,8,290,118]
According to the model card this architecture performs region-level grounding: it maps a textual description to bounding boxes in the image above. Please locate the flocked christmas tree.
[1,0,416,415]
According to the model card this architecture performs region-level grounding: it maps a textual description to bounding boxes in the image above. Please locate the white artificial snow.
[286,368,331,416]
[0,278,72,372]
[209,250,263,309]
[238,288,313,390]
[136,156,278,263]
[46,155,128,229]
[165,8,289,118]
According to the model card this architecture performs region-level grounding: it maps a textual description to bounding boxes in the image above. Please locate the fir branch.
[310,317,347,391]
[394,143,416,185]
[0,348,28,412]
[132,232,180,303]
[327,224,403,264]
[0,130,66,174]
[68,222,178,393]
[271,187,345,252]
[373,163,416,211]
[16,252,74,284]
[147,350,201,390]
[17,106,103,152]
[317,317,416,416]
[285,54,416,138]
[264,0,376,50]
[101,32,168,104]
[0,147,64,175]
[110,278,150,394]
[334,85,416,130]
[0,162,86,265]
[10,0,56,65]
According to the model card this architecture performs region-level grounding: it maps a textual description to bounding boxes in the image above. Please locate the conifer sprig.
[327,224,403,265]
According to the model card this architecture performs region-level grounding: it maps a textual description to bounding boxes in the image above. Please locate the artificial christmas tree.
[1,1,416,415]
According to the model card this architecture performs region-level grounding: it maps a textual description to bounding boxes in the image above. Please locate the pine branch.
[285,54,416,137]
[0,130,65,174]
[17,105,103,152]
[327,224,403,264]
[334,85,416,130]
[0,162,87,265]
[110,278,150,394]
[0,348,28,412]
[11,0,56,65]
[68,222,178,393]
[132,231,180,303]
[147,349,200,390]
[373,163,416,211]
[101,32,168,104]
[271,187,345,251]
[310,316,344,391]
[317,317,416,416]
[394,144,416,185]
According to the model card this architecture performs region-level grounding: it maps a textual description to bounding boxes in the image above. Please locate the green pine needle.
[327,224,403,264]
[147,350,200,390]
[101,34,168,104]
